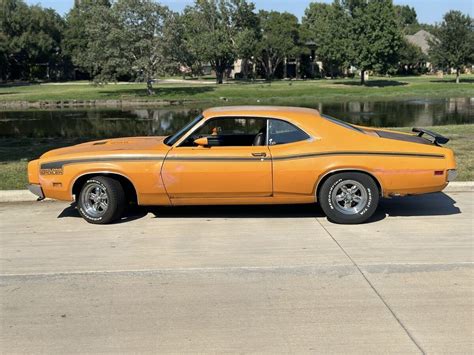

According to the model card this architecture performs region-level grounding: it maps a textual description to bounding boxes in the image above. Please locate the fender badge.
[40,168,64,175]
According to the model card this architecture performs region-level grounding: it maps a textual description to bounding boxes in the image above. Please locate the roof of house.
[405,30,436,54]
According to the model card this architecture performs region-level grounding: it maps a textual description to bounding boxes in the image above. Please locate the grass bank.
[1,124,472,190]
[0,75,473,106]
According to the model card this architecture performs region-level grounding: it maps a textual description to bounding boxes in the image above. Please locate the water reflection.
[318,97,473,127]
[0,108,201,139]
[0,97,472,139]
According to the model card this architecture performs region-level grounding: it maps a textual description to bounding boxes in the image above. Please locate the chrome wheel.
[80,183,109,218]
[331,180,368,215]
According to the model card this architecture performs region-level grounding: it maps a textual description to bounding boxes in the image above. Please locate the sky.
[25,0,473,24]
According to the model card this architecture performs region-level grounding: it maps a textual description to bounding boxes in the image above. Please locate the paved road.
[0,191,472,353]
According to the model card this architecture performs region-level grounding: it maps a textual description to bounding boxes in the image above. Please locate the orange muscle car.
[27,106,457,224]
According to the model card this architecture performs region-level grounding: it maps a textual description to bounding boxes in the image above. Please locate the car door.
[161,116,272,200]
[267,118,317,197]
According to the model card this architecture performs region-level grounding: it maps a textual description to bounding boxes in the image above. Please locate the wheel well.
[72,173,138,204]
[316,170,382,199]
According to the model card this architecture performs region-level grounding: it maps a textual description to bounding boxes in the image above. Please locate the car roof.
[202,106,322,126]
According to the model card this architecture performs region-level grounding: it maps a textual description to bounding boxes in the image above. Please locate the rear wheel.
[318,172,379,224]
[77,176,125,224]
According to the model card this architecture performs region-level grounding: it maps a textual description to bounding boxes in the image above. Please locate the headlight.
[447,169,457,182]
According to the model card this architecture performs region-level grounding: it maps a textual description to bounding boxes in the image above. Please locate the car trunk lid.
[363,127,449,146]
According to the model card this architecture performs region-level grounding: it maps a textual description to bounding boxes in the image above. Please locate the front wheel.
[77,176,125,224]
[318,172,379,224]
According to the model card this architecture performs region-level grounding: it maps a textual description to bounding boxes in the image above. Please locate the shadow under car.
[57,192,460,224]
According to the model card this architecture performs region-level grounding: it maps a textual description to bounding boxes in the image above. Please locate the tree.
[1,0,65,81]
[75,0,172,95]
[63,0,111,79]
[0,30,8,81]
[114,0,171,94]
[302,1,351,78]
[394,5,418,30]
[233,0,259,80]
[256,11,300,80]
[429,11,474,84]
[397,39,426,75]
[162,11,203,78]
[348,0,403,85]
[182,0,256,84]
[235,28,259,79]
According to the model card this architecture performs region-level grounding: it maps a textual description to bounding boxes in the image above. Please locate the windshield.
[321,114,365,134]
[164,114,204,146]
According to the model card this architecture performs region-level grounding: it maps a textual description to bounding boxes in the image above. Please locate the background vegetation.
[0,75,473,104]
[1,0,473,92]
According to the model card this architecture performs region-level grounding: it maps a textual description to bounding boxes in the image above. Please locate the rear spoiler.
[412,127,449,145]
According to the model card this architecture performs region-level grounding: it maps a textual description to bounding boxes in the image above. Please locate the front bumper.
[27,184,45,200]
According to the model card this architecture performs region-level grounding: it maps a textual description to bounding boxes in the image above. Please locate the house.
[405,30,435,55]
[405,29,436,71]
[230,41,320,80]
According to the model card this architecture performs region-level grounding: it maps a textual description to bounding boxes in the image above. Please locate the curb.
[0,190,44,203]
[0,182,472,203]
[443,182,474,192]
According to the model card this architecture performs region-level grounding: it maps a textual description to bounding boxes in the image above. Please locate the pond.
[0,97,472,139]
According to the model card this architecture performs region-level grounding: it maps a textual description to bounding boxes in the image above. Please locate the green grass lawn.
[1,124,472,190]
[0,75,473,105]
[0,137,85,190]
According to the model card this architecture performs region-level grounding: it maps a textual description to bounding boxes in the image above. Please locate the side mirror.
[194,137,209,146]
[194,137,221,147]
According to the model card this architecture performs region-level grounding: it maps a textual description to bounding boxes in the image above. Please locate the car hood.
[41,136,169,159]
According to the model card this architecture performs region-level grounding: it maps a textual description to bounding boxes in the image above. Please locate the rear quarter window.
[268,119,310,145]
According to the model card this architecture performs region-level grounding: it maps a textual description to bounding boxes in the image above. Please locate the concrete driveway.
[0,191,472,353]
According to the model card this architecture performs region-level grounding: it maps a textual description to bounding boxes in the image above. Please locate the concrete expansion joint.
[316,217,427,355]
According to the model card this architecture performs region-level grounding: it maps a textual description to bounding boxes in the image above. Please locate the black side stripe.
[40,151,444,169]
[166,156,266,161]
[166,151,444,162]
[272,151,444,161]
[41,156,166,170]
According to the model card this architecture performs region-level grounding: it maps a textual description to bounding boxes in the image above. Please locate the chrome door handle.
[252,152,267,157]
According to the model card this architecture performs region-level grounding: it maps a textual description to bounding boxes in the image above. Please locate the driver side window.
[181,117,267,147]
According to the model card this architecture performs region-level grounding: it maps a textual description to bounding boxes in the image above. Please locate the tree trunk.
[146,78,154,96]
[242,58,248,80]
[456,68,460,84]
[360,69,366,85]
[214,59,224,84]
[216,69,224,84]
[266,59,273,81]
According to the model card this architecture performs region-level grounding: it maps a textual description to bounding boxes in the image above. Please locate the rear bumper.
[27,184,45,200]
[447,169,457,182]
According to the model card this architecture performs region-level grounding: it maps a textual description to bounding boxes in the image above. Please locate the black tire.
[318,172,379,224]
[77,176,125,224]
